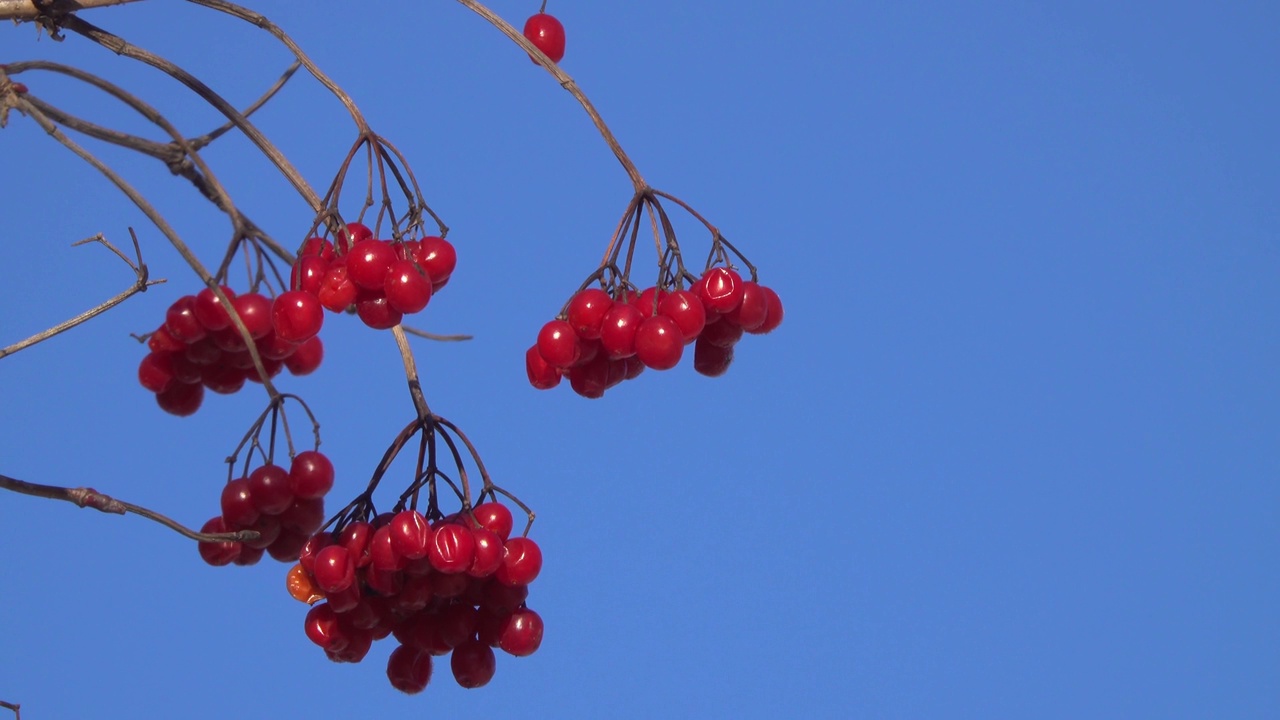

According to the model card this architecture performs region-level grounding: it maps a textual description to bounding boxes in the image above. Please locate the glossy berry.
[468,527,505,578]
[414,236,457,284]
[248,464,294,516]
[348,239,396,290]
[658,289,707,344]
[499,608,544,657]
[164,295,206,343]
[599,303,644,359]
[289,451,334,499]
[523,12,566,63]
[471,502,514,542]
[747,285,784,334]
[698,267,745,314]
[383,259,432,314]
[197,516,241,566]
[693,336,734,377]
[725,280,769,330]
[387,645,434,694]
[317,260,357,313]
[390,509,432,561]
[536,319,580,368]
[525,345,561,390]
[634,315,684,370]
[193,286,238,331]
[138,352,175,393]
[271,290,324,343]
[566,288,613,340]
[312,545,356,594]
[284,336,324,376]
[297,236,335,261]
[356,296,403,330]
[229,293,274,339]
[495,536,543,587]
[336,221,373,254]
[220,477,259,528]
[155,381,204,416]
[429,523,475,574]
[451,640,497,689]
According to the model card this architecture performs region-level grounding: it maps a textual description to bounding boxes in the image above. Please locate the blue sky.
[1,1,1277,717]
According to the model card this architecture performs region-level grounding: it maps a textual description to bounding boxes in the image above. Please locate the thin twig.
[0,473,259,544]
[0,231,164,360]
[401,326,473,343]
[0,0,141,21]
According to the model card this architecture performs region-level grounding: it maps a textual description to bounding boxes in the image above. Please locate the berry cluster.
[139,287,324,416]
[197,450,336,566]
[527,266,783,397]
[290,222,456,331]
[288,502,544,693]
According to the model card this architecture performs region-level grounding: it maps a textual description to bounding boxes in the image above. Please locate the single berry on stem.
[523,12,566,63]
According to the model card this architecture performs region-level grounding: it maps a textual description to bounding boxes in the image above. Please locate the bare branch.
[0,0,142,22]
[402,326,474,343]
[0,473,258,544]
[0,231,164,360]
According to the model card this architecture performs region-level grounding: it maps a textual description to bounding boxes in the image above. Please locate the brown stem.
[392,326,432,419]
[0,231,164,360]
[454,0,648,193]
[401,326,474,343]
[0,700,18,720]
[0,0,141,21]
[0,473,259,543]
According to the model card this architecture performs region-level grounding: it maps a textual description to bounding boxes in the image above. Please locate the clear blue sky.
[2,1,1277,717]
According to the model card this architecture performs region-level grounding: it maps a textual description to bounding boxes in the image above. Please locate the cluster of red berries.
[286,502,543,693]
[289,223,456,331]
[197,450,336,566]
[526,266,783,397]
[139,287,325,416]
[522,12,566,64]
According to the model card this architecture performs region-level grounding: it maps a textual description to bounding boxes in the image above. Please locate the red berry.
[499,608,544,657]
[289,451,334,499]
[747,285,784,334]
[266,528,310,562]
[356,295,403,330]
[338,521,373,569]
[536,319,581,368]
[193,286,237,331]
[304,603,343,650]
[279,497,326,535]
[386,645,433,694]
[164,295,206,343]
[523,12,566,63]
[429,523,475,574]
[248,464,294,516]
[138,352,175,393]
[370,524,407,572]
[298,531,334,575]
[348,239,396,290]
[298,236,334,261]
[312,545,356,594]
[317,259,357,313]
[468,527,505,578]
[197,516,241,566]
[155,381,204,416]
[659,289,707,344]
[634,315,684,370]
[471,502,514,542]
[693,336,734,377]
[725,281,769,330]
[451,640,497,689]
[241,514,281,550]
[336,222,372,255]
[566,288,613,340]
[229,292,273,339]
[566,354,609,398]
[495,536,543,587]
[220,477,259,529]
[698,267,745,314]
[147,325,185,354]
[633,286,666,318]
[700,315,744,348]
[414,236,457,284]
[232,545,265,566]
[525,345,561,390]
[391,510,433,560]
[599,303,644,359]
[383,258,432,314]
[200,363,246,395]
[284,336,324,376]
[271,290,324,343]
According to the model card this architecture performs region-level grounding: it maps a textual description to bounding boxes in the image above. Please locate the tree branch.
[0,231,164,360]
[0,473,258,544]
[0,0,141,21]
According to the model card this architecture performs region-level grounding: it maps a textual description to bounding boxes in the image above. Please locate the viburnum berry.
[164,295,206,343]
[747,285,784,334]
[298,236,335,261]
[220,477,259,528]
[390,509,432,560]
[356,295,403,330]
[317,259,357,313]
[451,640,497,689]
[693,337,734,377]
[698,267,745,314]
[525,345,561,390]
[387,644,434,694]
[429,523,475,574]
[725,280,769,330]
[415,236,457,286]
[468,526,505,578]
[499,607,544,657]
[279,497,326,535]
[336,221,373,255]
[267,529,310,562]
[312,545,356,594]
[348,239,396,290]
[566,288,613,339]
[566,354,609,398]
[229,292,274,339]
[271,290,324,343]
[138,352,176,393]
[471,502,514,542]
[536,319,580,368]
[197,516,241,566]
[304,603,343,651]
[289,450,334,499]
[193,286,237,331]
[523,12,566,63]
[633,315,683,370]
[284,336,324,376]
[383,258,432,314]
[658,289,707,344]
[495,536,543,587]
[248,464,294,516]
[338,521,374,569]
[599,303,644,359]
[155,380,204,416]
[700,316,744,348]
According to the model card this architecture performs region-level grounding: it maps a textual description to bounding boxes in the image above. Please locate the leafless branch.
[0,231,164,360]
[0,0,142,22]
[0,473,258,544]
[402,326,473,343]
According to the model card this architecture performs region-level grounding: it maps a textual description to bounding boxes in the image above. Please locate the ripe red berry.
[271,290,324,343]
[197,516,241,566]
[634,315,684,370]
[633,286,667,318]
[525,345,561,390]
[451,640,497,689]
[164,295,206,343]
[693,336,734,377]
[220,477,260,529]
[658,289,707,344]
[698,267,745,314]
[468,527,505,578]
[155,380,204,416]
[536,319,581,368]
[248,464,294,516]
[566,288,613,339]
[348,239,396,290]
[414,236,457,284]
[523,12,566,63]
[279,497,326,535]
[471,502,514,542]
[390,509,433,561]
[284,336,323,376]
[312,545,356,594]
[700,315,744,348]
[138,352,176,393]
[725,280,769,330]
[298,236,335,261]
[147,325,185,354]
[383,258,433,314]
[747,285,784,334]
[229,292,274,339]
[338,521,373,569]
[356,295,403,330]
[429,523,475,574]
[289,450,334,499]
[317,259,357,313]
[386,645,434,694]
[599,303,644,359]
[304,603,343,651]
[499,608,544,657]
[370,524,407,572]
[495,536,543,587]
[566,354,609,398]
[193,286,238,331]
[336,221,373,254]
